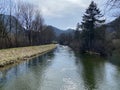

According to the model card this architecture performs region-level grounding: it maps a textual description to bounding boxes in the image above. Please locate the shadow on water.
[75,52,120,90]
[108,53,120,67]
[75,53,107,90]
[0,50,55,90]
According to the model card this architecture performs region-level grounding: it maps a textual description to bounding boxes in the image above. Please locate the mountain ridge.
[46,25,75,36]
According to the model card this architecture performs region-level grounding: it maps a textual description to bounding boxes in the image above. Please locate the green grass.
[0,44,57,67]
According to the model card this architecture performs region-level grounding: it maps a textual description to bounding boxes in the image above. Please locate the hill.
[0,14,25,33]
[46,25,75,37]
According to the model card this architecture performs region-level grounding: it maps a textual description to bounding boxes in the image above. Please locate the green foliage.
[80,1,105,54]
[59,33,73,45]
[74,23,81,41]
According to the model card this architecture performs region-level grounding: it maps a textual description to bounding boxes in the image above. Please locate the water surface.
[0,45,120,90]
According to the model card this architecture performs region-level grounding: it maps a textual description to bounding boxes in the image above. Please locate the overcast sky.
[20,0,115,29]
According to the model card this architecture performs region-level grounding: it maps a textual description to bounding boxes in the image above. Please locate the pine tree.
[81,1,105,53]
[74,23,80,41]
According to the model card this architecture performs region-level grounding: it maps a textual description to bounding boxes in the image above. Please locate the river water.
[0,45,120,90]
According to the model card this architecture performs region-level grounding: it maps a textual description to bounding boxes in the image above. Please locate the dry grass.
[0,44,57,67]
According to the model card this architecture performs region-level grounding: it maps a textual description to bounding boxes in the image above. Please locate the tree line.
[59,1,120,56]
[0,0,55,49]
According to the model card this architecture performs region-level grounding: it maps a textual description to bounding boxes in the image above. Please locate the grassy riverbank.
[0,44,57,67]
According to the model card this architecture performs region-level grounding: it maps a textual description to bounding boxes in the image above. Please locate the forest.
[59,0,120,56]
[0,1,55,49]
[0,0,120,56]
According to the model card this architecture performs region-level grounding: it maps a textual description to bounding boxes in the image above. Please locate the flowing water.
[0,45,120,90]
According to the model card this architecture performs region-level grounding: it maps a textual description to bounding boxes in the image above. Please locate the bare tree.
[0,0,12,48]
[13,1,23,47]
[0,0,50,48]
[18,2,35,45]
[107,0,120,8]
[107,0,120,17]
[31,10,44,45]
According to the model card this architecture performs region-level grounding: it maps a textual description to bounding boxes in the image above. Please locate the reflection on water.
[0,45,120,90]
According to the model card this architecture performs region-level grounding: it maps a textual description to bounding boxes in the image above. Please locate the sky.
[17,0,116,29]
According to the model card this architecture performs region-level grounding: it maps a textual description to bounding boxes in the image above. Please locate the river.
[0,45,120,90]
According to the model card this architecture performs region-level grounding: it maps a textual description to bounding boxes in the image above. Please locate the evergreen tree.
[74,23,80,41]
[81,1,105,53]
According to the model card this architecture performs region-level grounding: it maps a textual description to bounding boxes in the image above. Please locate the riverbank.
[0,44,57,67]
